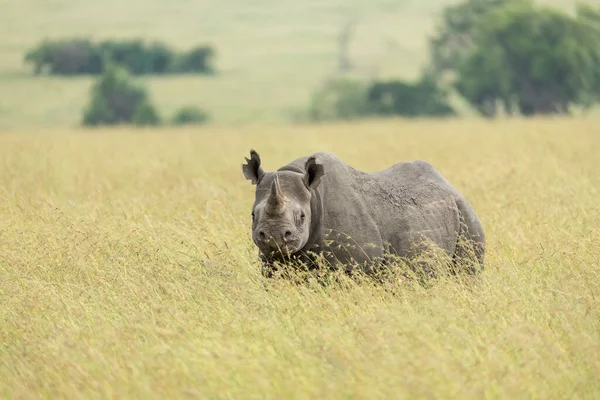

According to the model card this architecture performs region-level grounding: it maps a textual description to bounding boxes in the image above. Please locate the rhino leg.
[452,197,486,274]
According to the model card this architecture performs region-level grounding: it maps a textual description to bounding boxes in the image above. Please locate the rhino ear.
[242,149,265,185]
[304,156,324,189]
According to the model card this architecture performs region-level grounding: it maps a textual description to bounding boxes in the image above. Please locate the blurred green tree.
[82,63,161,126]
[428,0,523,80]
[25,39,215,76]
[304,75,455,122]
[24,38,103,75]
[368,73,455,117]
[307,78,372,122]
[171,46,216,74]
[429,0,600,116]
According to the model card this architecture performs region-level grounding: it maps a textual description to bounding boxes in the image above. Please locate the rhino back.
[323,157,462,259]
[364,160,462,257]
[280,153,465,263]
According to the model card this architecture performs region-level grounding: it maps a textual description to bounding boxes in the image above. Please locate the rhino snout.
[258,229,294,243]
[255,226,301,255]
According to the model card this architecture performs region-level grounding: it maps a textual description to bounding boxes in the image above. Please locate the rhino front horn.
[266,175,286,213]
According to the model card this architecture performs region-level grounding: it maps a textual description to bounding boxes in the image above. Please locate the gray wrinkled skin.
[242,150,486,277]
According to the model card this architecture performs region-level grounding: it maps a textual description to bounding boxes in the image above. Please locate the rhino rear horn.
[242,149,265,185]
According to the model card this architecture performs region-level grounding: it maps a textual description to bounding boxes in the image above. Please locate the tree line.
[23,38,215,127]
[25,38,215,76]
[22,38,215,127]
[307,0,600,120]
[22,0,600,127]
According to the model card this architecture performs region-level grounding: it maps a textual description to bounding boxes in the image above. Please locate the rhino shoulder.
[309,152,345,166]
[402,159,439,174]
[277,152,342,173]
[380,159,443,181]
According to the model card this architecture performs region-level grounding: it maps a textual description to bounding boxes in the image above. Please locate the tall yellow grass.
[1,118,599,399]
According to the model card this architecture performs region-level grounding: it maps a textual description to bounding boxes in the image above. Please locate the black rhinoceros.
[242,150,485,277]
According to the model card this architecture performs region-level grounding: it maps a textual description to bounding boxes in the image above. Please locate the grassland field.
[0,0,594,130]
[1,0,600,398]
[1,117,599,398]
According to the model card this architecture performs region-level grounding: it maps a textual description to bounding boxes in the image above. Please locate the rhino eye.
[300,212,305,222]
[251,212,255,222]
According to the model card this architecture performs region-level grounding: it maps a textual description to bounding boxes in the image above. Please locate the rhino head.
[242,150,324,261]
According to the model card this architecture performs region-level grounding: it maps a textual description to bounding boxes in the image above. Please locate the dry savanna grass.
[1,117,599,399]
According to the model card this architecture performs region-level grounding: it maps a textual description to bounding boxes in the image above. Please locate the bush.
[171,106,210,125]
[367,75,456,117]
[82,63,161,126]
[24,38,103,75]
[96,40,176,75]
[132,102,162,126]
[24,38,215,76]
[147,42,176,75]
[307,78,372,122]
[171,46,215,74]
[305,75,455,122]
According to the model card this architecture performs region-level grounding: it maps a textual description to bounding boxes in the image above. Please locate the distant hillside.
[0,0,586,129]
